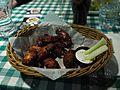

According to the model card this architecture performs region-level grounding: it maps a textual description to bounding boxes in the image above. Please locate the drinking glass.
[0,0,16,39]
[72,0,91,25]
[99,0,120,32]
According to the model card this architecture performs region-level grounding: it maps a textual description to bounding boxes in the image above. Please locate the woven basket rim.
[7,24,113,78]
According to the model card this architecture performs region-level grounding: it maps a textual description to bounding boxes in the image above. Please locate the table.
[0,0,120,90]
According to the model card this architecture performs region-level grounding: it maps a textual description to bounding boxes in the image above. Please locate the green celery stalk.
[84,38,107,55]
[85,45,108,61]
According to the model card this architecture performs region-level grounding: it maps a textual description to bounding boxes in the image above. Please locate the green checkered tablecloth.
[0,0,120,90]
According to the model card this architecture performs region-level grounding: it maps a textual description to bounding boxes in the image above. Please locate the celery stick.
[84,38,107,55]
[85,45,108,60]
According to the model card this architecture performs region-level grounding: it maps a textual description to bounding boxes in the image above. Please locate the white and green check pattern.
[0,0,120,90]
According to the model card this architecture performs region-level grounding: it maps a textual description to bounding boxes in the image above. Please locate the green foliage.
[90,0,112,11]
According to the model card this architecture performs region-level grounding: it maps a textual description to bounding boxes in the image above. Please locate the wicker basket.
[7,24,113,78]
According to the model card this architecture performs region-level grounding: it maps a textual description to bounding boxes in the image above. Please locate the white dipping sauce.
[75,49,92,64]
